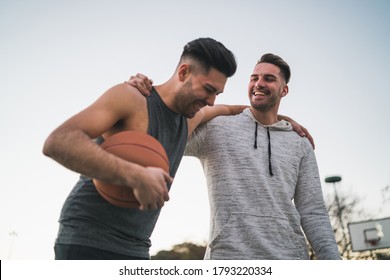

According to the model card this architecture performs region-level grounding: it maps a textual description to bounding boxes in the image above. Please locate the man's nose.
[205,94,216,106]
[255,79,264,89]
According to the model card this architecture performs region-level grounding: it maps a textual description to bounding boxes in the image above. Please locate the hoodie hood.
[243,108,293,131]
[243,108,292,176]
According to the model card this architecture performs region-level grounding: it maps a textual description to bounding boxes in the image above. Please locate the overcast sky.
[1,0,389,259]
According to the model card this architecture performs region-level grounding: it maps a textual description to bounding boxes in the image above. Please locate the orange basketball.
[93,131,169,208]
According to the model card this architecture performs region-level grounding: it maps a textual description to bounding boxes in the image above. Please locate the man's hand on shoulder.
[126,73,153,96]
[278,114,315,149]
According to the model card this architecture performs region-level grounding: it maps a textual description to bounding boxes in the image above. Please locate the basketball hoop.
[348,217,390,252]
[364,223,383,247]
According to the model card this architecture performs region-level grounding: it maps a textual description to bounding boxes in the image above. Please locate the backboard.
[348,217,390,252]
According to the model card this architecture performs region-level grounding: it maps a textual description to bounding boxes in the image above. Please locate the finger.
[147,79,153,91]
[140,203,155,211]
[157,197,166,208]
[135,73,153,92]
[139,203,147,211]
[157,201,164,208]
[297,126,306,137]
[125,76,136,86]
[308,135,315,149]
[129,80,150,96]
[135,73,148,79]
[163,192,170,202]
[149,202,159,210]
[163,172,173,184]
[137,83,151,96]
[126,74,151,95]
[301,127,315,149]
[305,132,315,149]
[160,172,171,202]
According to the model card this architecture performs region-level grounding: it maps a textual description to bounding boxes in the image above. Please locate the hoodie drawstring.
[254,122,274,176]
[254,122,258,149]
[266,127,274,176]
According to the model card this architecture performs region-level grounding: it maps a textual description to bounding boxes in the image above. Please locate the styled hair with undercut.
[180,38,237,78]
[257,53,291,84]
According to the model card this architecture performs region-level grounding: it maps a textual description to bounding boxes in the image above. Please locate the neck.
[249,106,279,125]
[154,80,179,113]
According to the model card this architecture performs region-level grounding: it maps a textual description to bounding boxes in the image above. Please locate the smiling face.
[248,62,288,112]
[175,66,227,118]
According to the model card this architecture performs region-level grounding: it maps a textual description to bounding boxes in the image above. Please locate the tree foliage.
[152,242,206,260]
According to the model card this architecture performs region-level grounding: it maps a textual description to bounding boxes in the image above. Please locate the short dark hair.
[181,38,237,78]
[257,53,291,84]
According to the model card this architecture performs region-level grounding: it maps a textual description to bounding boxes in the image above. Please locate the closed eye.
[264,76,276,82]
[204,85,218,95]
[250,75,259,82]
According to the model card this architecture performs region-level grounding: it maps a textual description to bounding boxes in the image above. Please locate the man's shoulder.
[105,82,147,102]
[103,83,148,114]
[100,83,148,131]
[285,132,315,155]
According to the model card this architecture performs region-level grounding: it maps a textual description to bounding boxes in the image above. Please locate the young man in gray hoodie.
[184,53,341,259]
[129,54,340,259]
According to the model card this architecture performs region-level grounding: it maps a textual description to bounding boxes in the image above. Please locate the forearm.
[298,192,340,259]
[187,104,247,136]
[277,114,291,122]
[202,104,248,124]
[301,214,341,259]
[43,128,145,188]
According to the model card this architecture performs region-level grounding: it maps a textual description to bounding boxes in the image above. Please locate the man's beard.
[250,94,278,112]
[174,80,198,118]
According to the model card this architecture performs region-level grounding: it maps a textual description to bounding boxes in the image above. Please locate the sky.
[0,0,389,260]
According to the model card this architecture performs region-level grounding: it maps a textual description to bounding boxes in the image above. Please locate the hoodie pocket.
[208,213,306,259]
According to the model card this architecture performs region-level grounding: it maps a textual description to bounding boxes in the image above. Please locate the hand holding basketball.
[132,166,172,210]
[93,131,171,209]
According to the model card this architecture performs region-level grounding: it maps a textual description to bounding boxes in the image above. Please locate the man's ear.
[178,64,190,81]
[281,84,289,97]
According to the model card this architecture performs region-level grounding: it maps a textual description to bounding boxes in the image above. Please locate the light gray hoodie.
[185,108,341,259]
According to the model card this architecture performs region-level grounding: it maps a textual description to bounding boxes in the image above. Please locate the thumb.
[163,171,173,185]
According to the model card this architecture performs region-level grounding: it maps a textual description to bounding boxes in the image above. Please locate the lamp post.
[325,176,348,255]
[325,176,342,211]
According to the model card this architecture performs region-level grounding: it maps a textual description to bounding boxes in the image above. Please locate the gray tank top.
[146,87,188,180]
[55,88,188,258]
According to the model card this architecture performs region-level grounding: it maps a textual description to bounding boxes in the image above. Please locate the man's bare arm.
[43,84,171,210]
[187,104,248,136]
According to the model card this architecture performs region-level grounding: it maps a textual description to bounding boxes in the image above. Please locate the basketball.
[93,131,169,208]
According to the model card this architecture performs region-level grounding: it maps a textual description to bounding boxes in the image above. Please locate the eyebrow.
[251,73,278,79]
[205,83,218,93]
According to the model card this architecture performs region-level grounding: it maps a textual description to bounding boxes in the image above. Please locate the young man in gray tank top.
[43,38,239,259]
